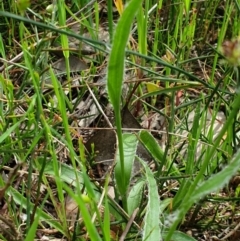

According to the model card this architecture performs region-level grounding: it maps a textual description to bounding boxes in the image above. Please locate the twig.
[86,82,113,128]
[220,222,240,240]
[119,208,139,241]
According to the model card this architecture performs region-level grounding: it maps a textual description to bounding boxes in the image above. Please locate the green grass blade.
[191,149,240,201]
[57,1,69,59]
[8,187,63,232]
[107,0,113,43]
[62,182,102,241]
[103,195,110,241]
[139,130,180,176]
[165,148,240,241]
[57,1,70,82]
[24,215,40,241]
[0,11,106,50]
[0,121,21,144]
[0,95,36,143]
[49,67,78,167]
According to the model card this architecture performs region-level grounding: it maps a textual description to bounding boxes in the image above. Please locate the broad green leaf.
[139,130,164,164]
[43,161,83,187]
[115,133,138,196]
[127,180,145,215]
[163,231,197,241]
[138,157,162,241]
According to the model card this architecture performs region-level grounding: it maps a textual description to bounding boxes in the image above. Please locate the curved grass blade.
[139,130,180,176]
[136,84,199,101]
[0,11,106,51]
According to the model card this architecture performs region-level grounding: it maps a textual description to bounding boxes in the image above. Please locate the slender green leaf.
[137,157,162,241]
[0,11,106,49]
[166,148,240,241]
[62,182,102,241]
[0,121,21,144]
[107,0,113,43]
[191,148,240,202]
[8,187,63,232]
[24,215,39,241]
[107,0,142,210]
[183,0,191,15]
[115,133,138,196]
[108,0,142,106]
[103,197,110,241]
[0,95,36,144]
[127,180,145,215]
[163,231,197,241]
[57,1,69,59]
[139,130,179,175]
[43,161,83,187]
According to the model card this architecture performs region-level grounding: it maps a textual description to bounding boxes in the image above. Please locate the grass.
[0,0,240,240]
